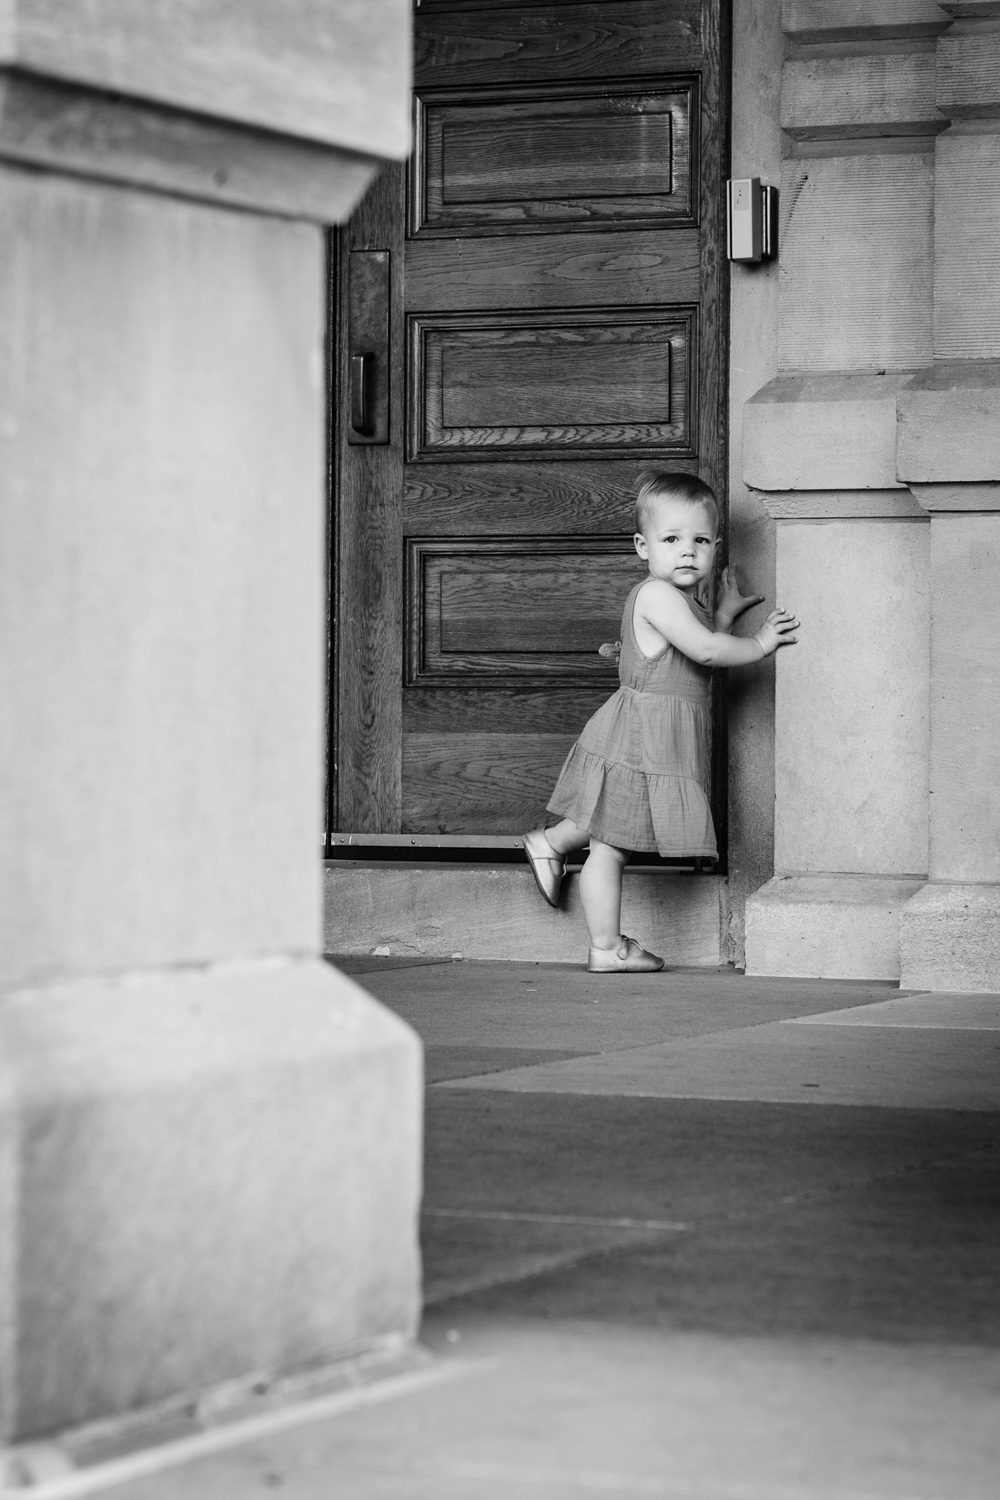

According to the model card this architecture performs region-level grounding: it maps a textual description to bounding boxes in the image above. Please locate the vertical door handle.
[351,353,374,436]
[347,251,390,445]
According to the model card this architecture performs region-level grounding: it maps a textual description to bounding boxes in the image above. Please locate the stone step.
[323,863,724,966]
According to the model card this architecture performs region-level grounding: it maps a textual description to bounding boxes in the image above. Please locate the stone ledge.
[781,51,943,140]
[745,363,1000,498]
[781,2,951,45]
[744,372,915,491]
[0,0,411,160]
[744,874,926,980]
[897,362,1000,481]
[0,71,382,222]
[323,864,723,966]
[900,883,1000,991]
[0,958,422,1440]
[937,24,1000,116]
[758,488,925,518]
[910,481,1000,510]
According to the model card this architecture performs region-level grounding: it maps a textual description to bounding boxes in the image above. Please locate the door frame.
[325,1,731,863]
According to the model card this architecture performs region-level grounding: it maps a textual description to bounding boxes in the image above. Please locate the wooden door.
[329,0,727,844]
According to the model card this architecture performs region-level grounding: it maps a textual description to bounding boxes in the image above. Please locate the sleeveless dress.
[546,581,718,858]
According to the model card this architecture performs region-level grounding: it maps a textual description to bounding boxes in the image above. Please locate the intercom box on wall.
[726,178,777,263]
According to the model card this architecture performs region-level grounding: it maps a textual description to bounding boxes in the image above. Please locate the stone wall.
[724,0,784,964]
[737,0,1000,989]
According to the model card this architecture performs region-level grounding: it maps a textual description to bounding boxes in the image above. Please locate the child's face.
[634,497,718,592]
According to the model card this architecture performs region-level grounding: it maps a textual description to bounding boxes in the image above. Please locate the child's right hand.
[755,607,799,656]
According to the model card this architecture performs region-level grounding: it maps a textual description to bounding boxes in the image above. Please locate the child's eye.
[664,535,678,543]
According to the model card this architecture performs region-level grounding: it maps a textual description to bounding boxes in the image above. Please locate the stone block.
[745,874,925,979]
[781,2,951,43]
[763,489,924,518]
[899,883,1000,991]
[937,24,1000,114]
[933,130,1000,359]
[896,361,1000,479]
[910,482,1000,510]
[774,519,930,876]
[0,0,412,160]
[323,866,723,967]
[0,72,382,223]
[779,154,933,373]
[0,168,324,989]
[781,51,941,138]
[0,959,422,1441]
[743,373,909,492]
[926,512,1000,882]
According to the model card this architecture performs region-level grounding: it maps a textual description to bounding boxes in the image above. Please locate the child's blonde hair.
[635,470,720,536]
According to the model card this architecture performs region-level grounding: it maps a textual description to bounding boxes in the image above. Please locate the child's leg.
[539,818,590,857]
[578,838,629,950]
[522,817,589,908]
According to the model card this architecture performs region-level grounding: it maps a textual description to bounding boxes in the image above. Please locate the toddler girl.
[522,470,799,973]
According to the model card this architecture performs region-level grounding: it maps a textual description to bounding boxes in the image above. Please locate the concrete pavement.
[10,960,1000,1499]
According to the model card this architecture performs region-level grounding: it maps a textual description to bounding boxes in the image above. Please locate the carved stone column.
[741,1,944,979]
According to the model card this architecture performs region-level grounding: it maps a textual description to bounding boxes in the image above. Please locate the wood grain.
[415,1,702,85]
[409,308,692,459]
[331,164,406,831]
[413,81,692,234]
[402,684,621,735]
[402,732,581,832]
[694,0,727,508]
[407,538,636,682]
[405,230,701,310]
[403,460,645,535]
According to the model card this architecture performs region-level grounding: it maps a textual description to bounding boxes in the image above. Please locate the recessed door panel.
[409,308,692,460]
[413,81,693,235]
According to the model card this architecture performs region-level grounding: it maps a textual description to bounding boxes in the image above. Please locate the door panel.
[330,0,727,840]
[408,307,693,458]
[413,80,693,234]
[406,230,701,310]
[414,0,705,86]
[407,539,637,683]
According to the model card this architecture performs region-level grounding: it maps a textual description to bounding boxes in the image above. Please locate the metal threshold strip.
[324,833,701,871]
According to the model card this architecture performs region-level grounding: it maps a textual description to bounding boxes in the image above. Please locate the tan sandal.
[522,829,566,908]
[587,935,664,974]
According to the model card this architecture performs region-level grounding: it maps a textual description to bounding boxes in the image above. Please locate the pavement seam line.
[424,1222,691,1308]
[424,1209,689,1231]
[425,1007,919,1085]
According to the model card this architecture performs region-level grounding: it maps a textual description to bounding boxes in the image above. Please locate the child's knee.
[589,838,629,866]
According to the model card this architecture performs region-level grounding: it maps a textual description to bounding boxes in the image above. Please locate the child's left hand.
[716,565,764,625]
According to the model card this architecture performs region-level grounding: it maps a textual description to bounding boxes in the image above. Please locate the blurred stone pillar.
[0,1,421,1442]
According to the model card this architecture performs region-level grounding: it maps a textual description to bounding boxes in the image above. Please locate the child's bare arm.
[714,565,764,634]
[638,580,798,667]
